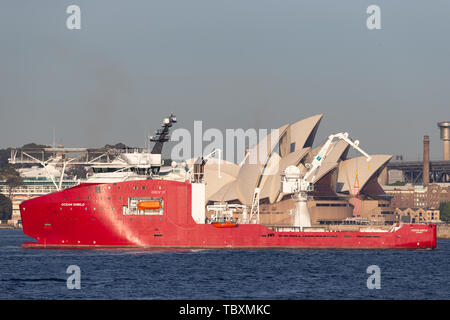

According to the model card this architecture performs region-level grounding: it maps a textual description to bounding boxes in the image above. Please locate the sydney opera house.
[195,114,397,226]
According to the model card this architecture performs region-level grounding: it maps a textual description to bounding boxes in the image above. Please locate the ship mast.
[149,113,177,154]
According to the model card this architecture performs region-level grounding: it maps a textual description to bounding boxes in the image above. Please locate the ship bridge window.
[122,197,164,216]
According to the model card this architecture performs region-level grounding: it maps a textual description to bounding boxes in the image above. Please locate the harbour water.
[0,229,449,300]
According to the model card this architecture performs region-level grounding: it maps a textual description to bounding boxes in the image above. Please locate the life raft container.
[137,200,162,211]
[211,220,238,228]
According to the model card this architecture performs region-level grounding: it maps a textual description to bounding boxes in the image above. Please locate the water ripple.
[0,230,449,299]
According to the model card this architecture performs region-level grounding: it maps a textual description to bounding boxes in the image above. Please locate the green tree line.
[0,194,12,221]
[439,202,450,222]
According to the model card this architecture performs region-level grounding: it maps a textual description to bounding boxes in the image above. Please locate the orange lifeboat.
[211,220,238,228]
[137,200,162,211]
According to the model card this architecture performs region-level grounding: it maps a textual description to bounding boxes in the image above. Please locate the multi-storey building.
[395,208,440,224]
[384,183,450,210]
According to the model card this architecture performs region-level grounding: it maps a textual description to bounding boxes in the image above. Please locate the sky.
[0,0,449,161]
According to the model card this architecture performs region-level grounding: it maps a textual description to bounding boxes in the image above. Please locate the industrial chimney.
[438,121,450,161]
[423,135,430,186]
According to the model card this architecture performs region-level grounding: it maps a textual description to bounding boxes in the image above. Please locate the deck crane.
[281,132,372,230]
[188,148,222,182]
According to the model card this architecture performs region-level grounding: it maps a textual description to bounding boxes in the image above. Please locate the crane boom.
[282,131,372,230]
[187,148,222,182]
[303,132,371,183]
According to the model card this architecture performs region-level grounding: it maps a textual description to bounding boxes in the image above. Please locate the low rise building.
[395,208,440,224]
[384,183,450,210]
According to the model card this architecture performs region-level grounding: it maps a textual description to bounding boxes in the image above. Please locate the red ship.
[18,115,437,249]
[20,179,436,249]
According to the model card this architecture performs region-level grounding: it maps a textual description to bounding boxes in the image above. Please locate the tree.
[104,143,129,150]
[0,148,10,169]
[21,143,52,164]
[1,143,51,169]
[0,166,24,199]
[21,143,50,149]
[439,202,450,222]
[0,194,12,221]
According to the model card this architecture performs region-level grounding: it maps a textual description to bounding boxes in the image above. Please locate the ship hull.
[20,180,437,250]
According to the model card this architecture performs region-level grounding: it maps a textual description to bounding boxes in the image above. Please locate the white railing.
[0,183,78,196]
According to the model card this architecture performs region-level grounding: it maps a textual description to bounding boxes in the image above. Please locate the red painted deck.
[20,180,437,249]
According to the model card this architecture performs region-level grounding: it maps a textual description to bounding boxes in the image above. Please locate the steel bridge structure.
[387,161,450,184]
